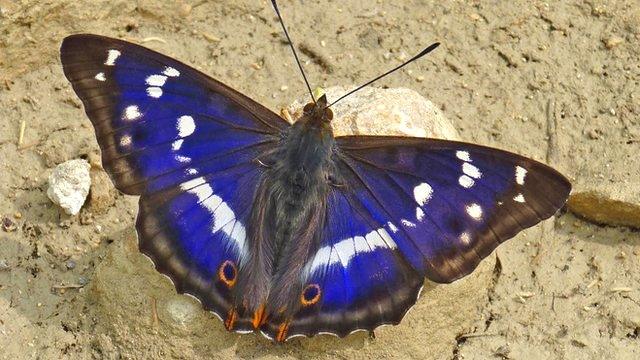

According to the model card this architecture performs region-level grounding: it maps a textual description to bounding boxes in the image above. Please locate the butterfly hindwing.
[60,34,287,322]
[260,186,423,340]
[335,135,571,283]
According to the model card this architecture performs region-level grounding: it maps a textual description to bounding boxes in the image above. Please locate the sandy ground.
[1,0,639,359]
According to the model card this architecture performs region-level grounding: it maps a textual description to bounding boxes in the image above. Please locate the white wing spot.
[376,228,397,249]
[514,193,526,203]
[387,222,399,233]
[459,232,471,245]
[186,168,198,175]
[175,155,191,163]
[95,72,106,81]
[146,74,167,87]
[163,66,180,77]
[172,139,184,151]
[119,134,132,147]
[180,176,206,191]
[177,115,195,137]
[456,150,471,162]
[305,228,397,274]
[179,176,246,258]
[459,175,475,188]
[466,203,483,220]
[104,49,121,66]
[122,105,142,121]
[416,207,425,221]
[146,87,163,98]
[401,219,417,228]
[413,182,433,206]
[515,166,527,185]
[463,162,482,179]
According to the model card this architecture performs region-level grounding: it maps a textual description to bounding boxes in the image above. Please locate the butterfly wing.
[60,34,287,323]
[262,135,570,340]
[260,184,423,340]
[334,135,571,283]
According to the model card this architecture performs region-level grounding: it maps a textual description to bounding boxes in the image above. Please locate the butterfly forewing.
[60,34,287,323]
[335,135,571,283]
[60,34,288,195]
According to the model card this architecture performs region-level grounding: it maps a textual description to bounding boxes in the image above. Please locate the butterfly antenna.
[271,0,316,103]
[327,42,440,108]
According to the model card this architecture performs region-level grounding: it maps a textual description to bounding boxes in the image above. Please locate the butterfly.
[60,8,570,342]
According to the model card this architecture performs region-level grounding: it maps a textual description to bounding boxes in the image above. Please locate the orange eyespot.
[300,283,321,306]
[218,260,237,287]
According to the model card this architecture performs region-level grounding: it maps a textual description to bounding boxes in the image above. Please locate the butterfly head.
[302,94,333,127]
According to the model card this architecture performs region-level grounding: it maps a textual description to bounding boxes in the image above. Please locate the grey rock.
[47,159,91,216]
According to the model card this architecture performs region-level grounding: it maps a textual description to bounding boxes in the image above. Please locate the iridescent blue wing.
[263,136,570,340]
[260,184,423,340]
[60,34,287,324]
[334,136,571,283]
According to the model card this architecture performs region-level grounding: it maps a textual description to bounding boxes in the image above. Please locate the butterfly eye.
[324,108,333,121]
[300,284,321,306]
[303,102,314,113]
[218,260,237,287]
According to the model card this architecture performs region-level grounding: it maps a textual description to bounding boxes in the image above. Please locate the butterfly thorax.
[235,97,336,316]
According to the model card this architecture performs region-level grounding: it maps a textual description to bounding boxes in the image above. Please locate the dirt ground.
[1,0,639,359]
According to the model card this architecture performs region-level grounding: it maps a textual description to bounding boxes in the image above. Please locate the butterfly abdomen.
[234,113,336,318]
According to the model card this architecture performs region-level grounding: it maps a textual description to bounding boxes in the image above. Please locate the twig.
[151,296,159,327]
[610,287,632,293]
[140,37,167,44]
[52,283,85,289]
[18,120,26,146]
[545,98,558,164]
[458,332,498,339]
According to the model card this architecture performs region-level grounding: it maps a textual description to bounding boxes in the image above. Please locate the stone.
[566,142,640,229]
[46,159,91,216]
[88,168,117,215]
[164,295,199,327]
[286,86,460,140]
[568,191,640,229]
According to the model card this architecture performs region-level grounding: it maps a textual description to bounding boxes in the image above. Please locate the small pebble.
[320,40,326,47]
[59,220,71,229]
[178,3,192,17]
[604,36,624,49]
[13,212,22,219]
[79,210,94,225]
[0,259,9,271]
[2,217,16,232]
[416,75,425,82]
[66,260,76,270]
[280,85,289,91]
[166,296,199,325]
[78,276,89,286]
[588,129,601,140]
